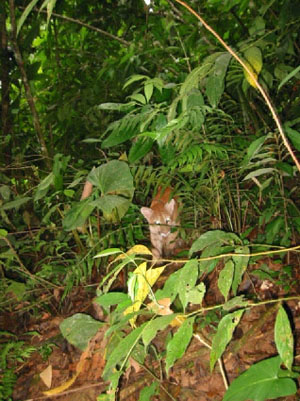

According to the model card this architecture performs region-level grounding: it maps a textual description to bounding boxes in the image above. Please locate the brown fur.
[141,187,179,260]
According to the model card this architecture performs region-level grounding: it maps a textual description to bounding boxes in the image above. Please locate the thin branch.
[193,334,229,390]
[24,7,130,47]
[174,0,300,172]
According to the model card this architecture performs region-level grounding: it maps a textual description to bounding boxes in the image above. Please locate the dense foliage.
[0,0,300,400]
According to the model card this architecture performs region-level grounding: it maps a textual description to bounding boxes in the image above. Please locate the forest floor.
[7,253,300,401]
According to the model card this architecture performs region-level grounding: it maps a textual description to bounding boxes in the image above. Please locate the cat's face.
[141,199,177,239]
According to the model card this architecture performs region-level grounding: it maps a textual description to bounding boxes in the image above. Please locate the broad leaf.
[60,313,104,351]
[223,356,297,401]
[206,53,231,107]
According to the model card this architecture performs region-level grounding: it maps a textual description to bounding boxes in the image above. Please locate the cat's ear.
[141,207,153,222]
[164,199,176,215]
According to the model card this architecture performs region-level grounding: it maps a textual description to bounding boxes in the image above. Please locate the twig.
[193,334,228,390]
[21,7,130,47]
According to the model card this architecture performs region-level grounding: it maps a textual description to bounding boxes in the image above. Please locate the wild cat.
[141,187,180,261]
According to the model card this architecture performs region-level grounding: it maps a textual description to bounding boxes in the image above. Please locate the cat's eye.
[155,220,160,225]
[165,218,171,224]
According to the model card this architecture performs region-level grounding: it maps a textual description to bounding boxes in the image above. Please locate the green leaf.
[189,230,241,256]
[0,229,8,237]
[218,260,234,301]
[92,195,131,221]
[17,0,40,35]
[178,259,199,309]
[185,282,206,305]
[1,197,31,211]
[128,137,154,163]
[243,168,275,181]
[87,161,134,199]
[274,306,294,371]
[232,246,250,295]
[97,102,135,112]
[123,74,147,89]
[102,324,145,380]
[94,292,130,307]
[210,310,244,371]
[94,248,122,258]
[243,47,263,88]
[223,356,297,401]
[144,83,154,103]
[138,382,158,401]
[223,296,249,311]
[206,53,231,108]
[142,314,176,349]
[34,172,55,201]
[62,200,95,231]
[129,94,146,104]
[60,313,104,351]
[278,65,300,91]
[285,126,300,151]
[165,316,195,375]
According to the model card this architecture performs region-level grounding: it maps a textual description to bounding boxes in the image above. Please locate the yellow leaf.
[243,46,262,88]
[124,262,167,325]
[115,245,152,261]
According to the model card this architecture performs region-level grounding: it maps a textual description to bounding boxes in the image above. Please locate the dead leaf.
[147,298,173,315]
[40,365,52,388]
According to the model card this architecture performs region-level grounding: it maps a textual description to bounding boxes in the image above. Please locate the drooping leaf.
[210,310,244,371]
[17,0,40,35]
[274,305,294,371]
[165,316,195,375]
[243,47,263,88]
[285,126,300,151]
[34,172,54,201]
[206,53,231,107]
[60,313,104,351]
[142,314,176,349]
[278,65,300,91]
[232,246,250,295]
[178,259,199,310]
[218,260,234,301]
[1,196,31,211]
[223,356,297,401]
[128,137,154,163]
[62,200,95,231]
[102,324,145,380]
